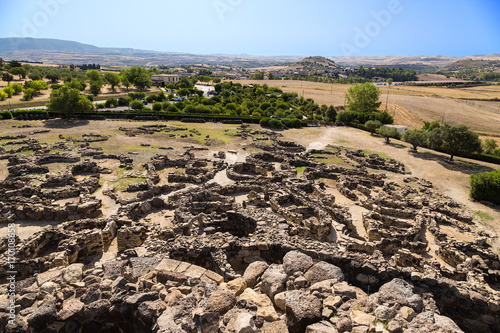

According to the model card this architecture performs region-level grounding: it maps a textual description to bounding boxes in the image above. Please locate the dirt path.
[284,126,500,250]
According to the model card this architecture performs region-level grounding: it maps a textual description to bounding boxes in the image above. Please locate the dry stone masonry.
[0,124,498,332]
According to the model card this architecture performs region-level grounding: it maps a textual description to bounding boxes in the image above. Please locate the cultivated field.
[233,80,500,137]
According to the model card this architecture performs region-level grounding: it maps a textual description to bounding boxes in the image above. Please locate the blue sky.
[0,0,498,56]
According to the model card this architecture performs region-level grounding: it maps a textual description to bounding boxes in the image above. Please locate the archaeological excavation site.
[0,119,499,333]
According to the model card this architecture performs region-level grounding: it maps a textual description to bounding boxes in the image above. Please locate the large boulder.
[242,261,269,288]
[260,264,288,301]
[285,290,322,333]
[27,300,57,332]
[407,311,464,333]
[283,251,314,276]
[226,311,257,333]
[370,278,423,312]
[61,263,84,284]
[304,261,344,285]
[57,299,84,321]
[137,300,168,327]
[205,290,236,314]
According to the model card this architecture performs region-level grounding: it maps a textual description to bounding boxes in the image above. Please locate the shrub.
[184,105,196,113]
[128,92,146,100]
[0,91,7,101]
[118,97,129,106]
[282,118,303,128]
[152,102,162,111]
[130,100,144,110]
[376,111,394,124]
[470,170,500,205]
[260,117,271,127]
[0,111,13,119]
[23,88,36,101]
[165,103,179,112]
[105,97,118,107]
[336,111,358,123]
[268,118,283,129]
[365,120,382,134]
[10,83,23,94]
[3,86,14,97]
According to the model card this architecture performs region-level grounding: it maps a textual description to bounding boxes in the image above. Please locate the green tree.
[28,72,43,81]
[23,88,36,101]
[104,72,121,92]
[0,91,7,101]
[10,83,23,94]
[375,110,394,124]
[10,67,27,79]
[324,105,335,122]
[66,79,86,91]
[2,73,14,84]
[365,120,382,134]
[85,69,102,83]
[120,74,132,91]
[3,86,14,98]
[428,124,482,161]
[89,81,102,96]
[45,70,61,83]
[9,60,21,68]
[47,85,93,114]
[124,66,151,90]
[422,120,441,131]
[25,80,48,94]
[346,82,381,113]
[252,72,264,80]
[483,139,498,155]
[402,129,428,151]
[377,126,400,144]
[470,170,500,205]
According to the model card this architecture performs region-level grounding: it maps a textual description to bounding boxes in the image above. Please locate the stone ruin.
[0,126,499,333]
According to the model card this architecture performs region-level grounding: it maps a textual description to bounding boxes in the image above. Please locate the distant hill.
[0,37,104,55]
[443,59,500,72]
[289,56,343,71]
[0,37,300,67]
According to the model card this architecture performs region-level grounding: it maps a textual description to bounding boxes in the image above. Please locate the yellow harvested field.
[232,80,500,136]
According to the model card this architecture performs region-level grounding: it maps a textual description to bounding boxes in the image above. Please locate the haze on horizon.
[0,0,498,57]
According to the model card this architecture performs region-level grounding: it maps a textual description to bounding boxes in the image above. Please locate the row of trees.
[356,66,418,82]
[400,121,482,161]
[0,80,48,101]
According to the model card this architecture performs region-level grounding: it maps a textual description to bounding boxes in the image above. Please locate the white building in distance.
[151,74,180,86]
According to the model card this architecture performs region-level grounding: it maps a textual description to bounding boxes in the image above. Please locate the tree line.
[356,66,418,82]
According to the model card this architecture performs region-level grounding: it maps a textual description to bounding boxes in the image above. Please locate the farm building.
[151,74,180,86]
[382,124,409,134]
